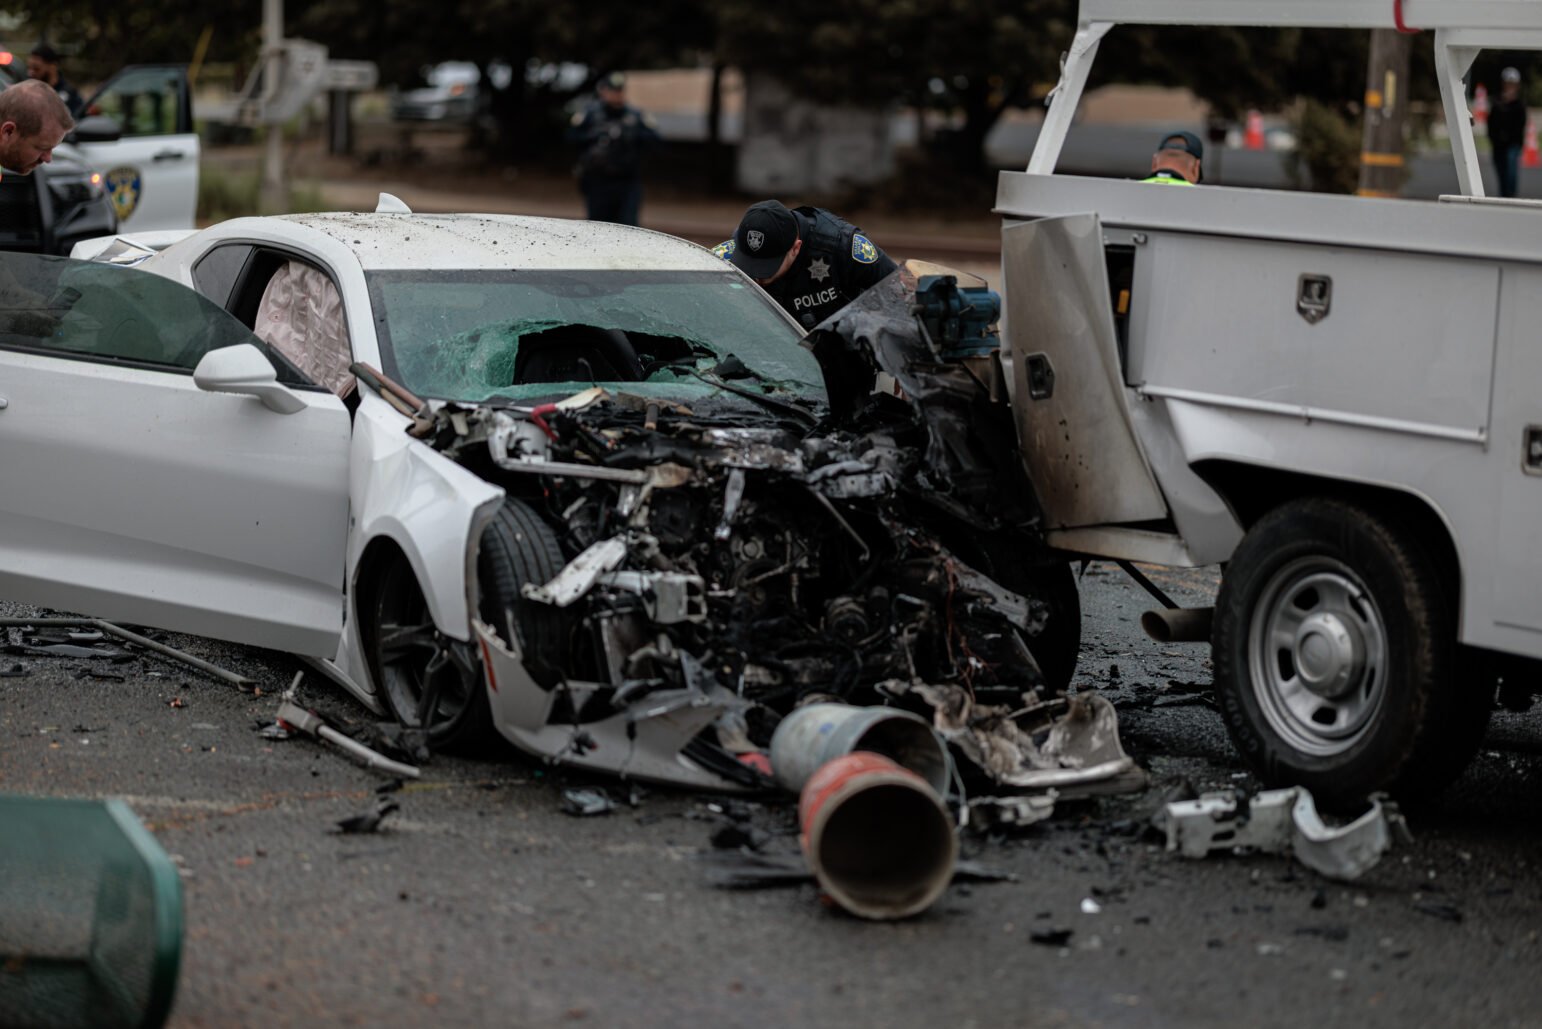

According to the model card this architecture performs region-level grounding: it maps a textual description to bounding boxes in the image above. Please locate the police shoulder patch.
[570,110,585,126]
[711,239,735,260]
[851,233,878,264]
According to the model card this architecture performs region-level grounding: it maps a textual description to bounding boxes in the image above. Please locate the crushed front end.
[422,271,1080,790]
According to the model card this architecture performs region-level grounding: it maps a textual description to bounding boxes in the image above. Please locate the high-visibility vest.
[1140,171,1196,185]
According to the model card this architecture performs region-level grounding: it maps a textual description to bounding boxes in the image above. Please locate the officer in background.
[1489,67,1527,198]
[27,44,85,119]
[1142,130,1203,184]
[713,200,897,329]
[566,72,660,226]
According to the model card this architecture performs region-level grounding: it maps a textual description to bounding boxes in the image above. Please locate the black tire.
[1212,498,1487,808]
[368,498,567,754]
[1011,562,1083,694]
[476,497,569,689]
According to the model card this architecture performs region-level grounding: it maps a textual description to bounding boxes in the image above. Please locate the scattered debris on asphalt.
[561,788,617,817]
[1029,927,1075,947]
[709,822,773,851]
[274,674,422,779]
[0,663,28,677]
[0,617,250,686]
[1413,901,1464,923]
[8,641,130,660]
[334,798,400,834]
[966,793,1058,833]
[348,722,432,766]
[1157,786,1410,881]
[893,685,1147,795]
[698,848,1016,890]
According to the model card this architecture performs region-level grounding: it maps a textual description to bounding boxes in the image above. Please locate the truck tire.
[1211,498,1486,808]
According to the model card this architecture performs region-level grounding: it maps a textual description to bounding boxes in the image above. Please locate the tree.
[5,1,259,82]
[716,0,1074,175]
[294,0,718,159]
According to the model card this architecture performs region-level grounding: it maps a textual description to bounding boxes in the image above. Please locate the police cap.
[728,200,799,279]
[1157,130,1204,161]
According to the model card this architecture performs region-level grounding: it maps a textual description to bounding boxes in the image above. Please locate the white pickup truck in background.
[1000,0,1541,806]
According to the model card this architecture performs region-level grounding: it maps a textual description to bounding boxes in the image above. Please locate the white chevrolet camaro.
[0,203,1077,789]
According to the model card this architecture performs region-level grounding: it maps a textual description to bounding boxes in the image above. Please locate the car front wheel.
[1211,498,1487,807]
[367,498,567,754]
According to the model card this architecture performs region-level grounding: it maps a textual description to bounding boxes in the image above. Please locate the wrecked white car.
[1,208,1077,789]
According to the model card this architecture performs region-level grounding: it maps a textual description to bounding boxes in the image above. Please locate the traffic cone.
[1474,83,1490,128]
[1244,109,1265,150]
[1524,116,1540,169]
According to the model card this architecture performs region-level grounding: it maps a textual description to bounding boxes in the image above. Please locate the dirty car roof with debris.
[272,213,733,272]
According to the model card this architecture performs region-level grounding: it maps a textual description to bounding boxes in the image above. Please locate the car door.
[75,65,199,231]
[0,253,350,656]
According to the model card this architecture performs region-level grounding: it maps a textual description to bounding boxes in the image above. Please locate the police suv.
[0,57,198,255]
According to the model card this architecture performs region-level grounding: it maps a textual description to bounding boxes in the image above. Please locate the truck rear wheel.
[1212,498,1486,808]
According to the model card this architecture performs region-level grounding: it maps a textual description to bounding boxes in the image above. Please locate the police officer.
[0,79,73,178]
[566,72,660,226]
[1489,67,1527,199]
[1142,130,1202,185]
[27,44,85,119]
[713,200,897,329]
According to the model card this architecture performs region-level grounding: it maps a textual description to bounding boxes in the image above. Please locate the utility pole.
[260,0,287,213]
[1357,29,1414,197]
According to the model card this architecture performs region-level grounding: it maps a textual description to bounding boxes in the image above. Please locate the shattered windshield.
[367,269,825,404]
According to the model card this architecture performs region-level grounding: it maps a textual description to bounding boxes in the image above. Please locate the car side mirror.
[67,115,122,144]
[193,344,307,414]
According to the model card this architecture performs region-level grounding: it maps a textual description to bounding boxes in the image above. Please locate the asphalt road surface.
[2,565,1540,1028]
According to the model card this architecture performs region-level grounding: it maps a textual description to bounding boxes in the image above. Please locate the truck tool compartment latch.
[1526,426,1542,476]
[1026,353,1055,400]
[1297,274,1332,324]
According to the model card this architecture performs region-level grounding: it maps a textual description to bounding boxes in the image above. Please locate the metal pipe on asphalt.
[798,752,957,920]
[1140,607,1215,643]
[769,703,951,795]
[0,617,252,685]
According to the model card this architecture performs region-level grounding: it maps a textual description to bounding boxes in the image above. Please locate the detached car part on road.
[0,206,1078,791]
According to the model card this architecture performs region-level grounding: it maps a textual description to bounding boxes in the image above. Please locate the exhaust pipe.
[1140,606,1214,643]
[798,752,957,920]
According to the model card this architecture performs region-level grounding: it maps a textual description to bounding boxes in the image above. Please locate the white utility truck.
[1001,0,1541,805]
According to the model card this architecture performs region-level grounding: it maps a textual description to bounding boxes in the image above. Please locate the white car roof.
[267,212,732,274]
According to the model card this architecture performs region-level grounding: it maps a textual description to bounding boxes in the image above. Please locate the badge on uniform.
[852,233,878,264]
[105,166,142,222]
[712,239,735,260]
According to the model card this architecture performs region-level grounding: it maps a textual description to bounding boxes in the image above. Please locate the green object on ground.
[0,795,183,1029]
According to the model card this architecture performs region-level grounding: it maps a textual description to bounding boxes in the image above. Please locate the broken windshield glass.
[367,269,826,404]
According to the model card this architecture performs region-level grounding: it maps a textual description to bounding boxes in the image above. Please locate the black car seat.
[512,325,644,384]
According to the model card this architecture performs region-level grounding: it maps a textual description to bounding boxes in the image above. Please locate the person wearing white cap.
[1490,67,1527,198]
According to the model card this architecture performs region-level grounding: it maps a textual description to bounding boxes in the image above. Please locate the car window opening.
[253,259,357,399]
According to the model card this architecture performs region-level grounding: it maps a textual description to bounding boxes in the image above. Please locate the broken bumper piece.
[1159,787,1409,881]
[899,685,1147,796]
